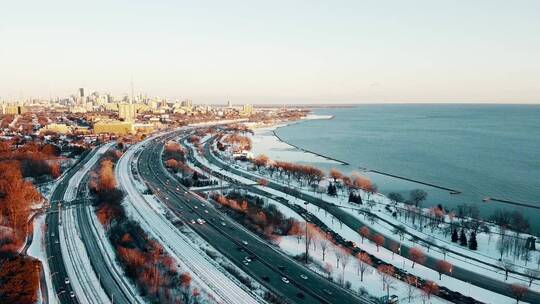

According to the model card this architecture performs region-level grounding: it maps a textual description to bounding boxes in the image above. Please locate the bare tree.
[409,189,428,208]
[340,250,351,286]
[499,259,514,281]
[525,269,540,287]
[357,252,372,282]
[377,265,396,298]
[319,236,331,261]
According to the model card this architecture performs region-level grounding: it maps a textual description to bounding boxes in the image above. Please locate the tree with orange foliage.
[330,168,344,182]
[98,160,116,191]
[409,247,426,268]
[373,234,385,252]
[436,260,453,280]
[165,159,179,172]
[357,252,372,282]
[421,281,439,303]
[405,275,418,302]
[378,265,396,297]
[0,161,41,251]
[510,283,528,304]
[258,178,269,187]
[50,162,62,178]
[359,226,370,243]
[390,240,400,259]
[253,154,270,170]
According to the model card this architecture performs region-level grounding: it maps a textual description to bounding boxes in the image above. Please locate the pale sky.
[1,0,539,104]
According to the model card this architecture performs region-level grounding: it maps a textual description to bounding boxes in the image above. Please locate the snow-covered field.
[27,213,56,304]
[185,139,525,303]
[215,128,540,290]
[117,140,261,304]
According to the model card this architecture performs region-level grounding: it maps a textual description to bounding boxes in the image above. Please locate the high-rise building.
[181,99,193,108]
[78,88,86,105]
[227,100,232,108]
[242,103,254,115]
[118,103,136,121]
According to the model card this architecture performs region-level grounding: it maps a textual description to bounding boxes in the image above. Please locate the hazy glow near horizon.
[1,0,539,104]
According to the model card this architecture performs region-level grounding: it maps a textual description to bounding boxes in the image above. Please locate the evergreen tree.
[459,229,468,246]
[451,228,458,243]
[469,231,478,250]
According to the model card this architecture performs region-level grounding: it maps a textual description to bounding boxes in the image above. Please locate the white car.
[196,218,205,225]
[281,277,290,284]
[242,241,248,245]
[190,220,196,224]
[65,278,70,284]
[300,274,308,280]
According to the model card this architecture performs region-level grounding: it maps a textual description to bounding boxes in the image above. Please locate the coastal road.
[199,135,540,304]
[137,131,375,304]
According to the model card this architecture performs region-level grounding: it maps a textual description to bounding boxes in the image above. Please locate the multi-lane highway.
[198,134,540,304]
[46,148,99,303]
[135,131,375,304]
[46,144,142,304]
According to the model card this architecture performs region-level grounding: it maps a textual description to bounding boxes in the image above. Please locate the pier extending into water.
[365,169,462,194]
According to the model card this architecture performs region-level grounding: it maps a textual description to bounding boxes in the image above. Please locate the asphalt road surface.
[136,131,375,304]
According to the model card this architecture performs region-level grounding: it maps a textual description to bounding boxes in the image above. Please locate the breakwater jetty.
[364,169,461,194]
[272,129,350,165]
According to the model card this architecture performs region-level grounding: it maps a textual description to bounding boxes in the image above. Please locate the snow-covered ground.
[250,118,339,164]
[185,140,524,304]
[214,134,540,291]
[117,140,261,304]
[59,143,114,304]
[27,213,56,304]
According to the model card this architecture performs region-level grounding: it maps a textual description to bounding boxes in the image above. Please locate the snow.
[27,213,57,304]
[59,143,114,304]
[185,140,525,304]
[213,133,540,291]
[117,140,261,304]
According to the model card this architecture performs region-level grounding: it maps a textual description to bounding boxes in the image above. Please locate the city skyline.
[1,0,539,104]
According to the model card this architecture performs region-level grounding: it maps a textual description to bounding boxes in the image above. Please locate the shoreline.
[270,115,350,165]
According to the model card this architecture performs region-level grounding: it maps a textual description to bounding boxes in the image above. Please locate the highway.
[46,144,142,304]
[46,148,99,303]
[136,131,375,304]
[117,140,261,304]
[199,135,540,304]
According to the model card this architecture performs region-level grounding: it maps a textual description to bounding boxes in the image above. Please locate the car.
[243,261,249,266]
[194,206,198,209]
[221,222,226,226]
[70,291,75,298]
[55,239,59,244]
[278,265,286,271]
[244,257,252,262]
[281,277,290,284]
[300,274,308,280]
[242,240,248,245]
[64,278,70,284]
[190,220,196,224]
[196,218,205,225]
[388,295,399,304]
[51,232,55,237]
[204,210,209,214]
[323,289,333,295]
